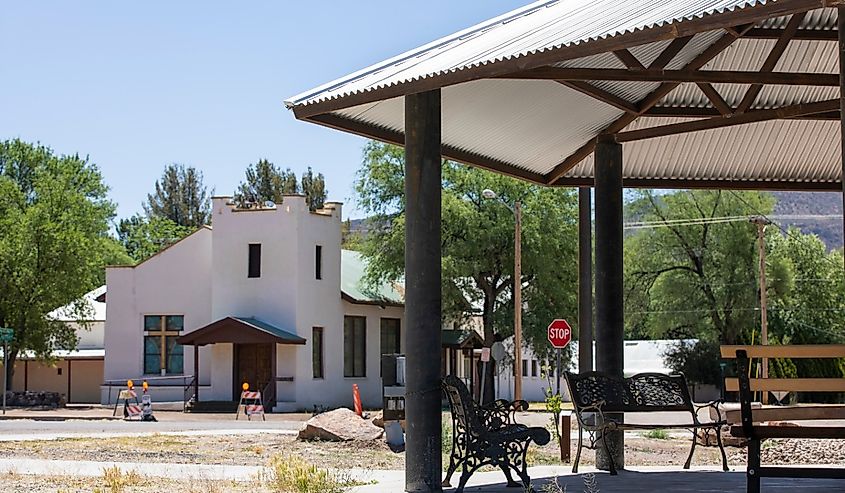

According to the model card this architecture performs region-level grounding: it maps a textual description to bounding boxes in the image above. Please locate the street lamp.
[482,189,523,402]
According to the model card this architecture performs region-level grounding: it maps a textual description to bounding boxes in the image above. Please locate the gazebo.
[285,0,845,491]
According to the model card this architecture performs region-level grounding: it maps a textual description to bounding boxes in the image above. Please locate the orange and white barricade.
[113,381,142,420]
[236,384,265,421]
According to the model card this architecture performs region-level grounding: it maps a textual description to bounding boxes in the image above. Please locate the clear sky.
[1,1,528,221]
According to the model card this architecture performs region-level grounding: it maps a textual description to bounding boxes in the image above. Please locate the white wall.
[102,227,213,404]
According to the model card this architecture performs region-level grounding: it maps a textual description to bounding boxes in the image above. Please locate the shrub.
[643,429,670,440]
[101,466,141,493]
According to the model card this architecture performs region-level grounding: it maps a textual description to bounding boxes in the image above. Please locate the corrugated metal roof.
[341,250,404,305]
[287,0,779,109]
[287,1,843,189]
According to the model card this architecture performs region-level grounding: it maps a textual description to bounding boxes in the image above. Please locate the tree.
[301,166,327,210]
[0,139,120,384]
[354,141,578,401]
[116,215,194,263]
[233,159,327,211]
[143,164,211,228]
[624,190,775,345]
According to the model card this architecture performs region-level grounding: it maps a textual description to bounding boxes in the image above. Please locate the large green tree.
[354,142,578,400]
[0,139,122,383]
[143,163,211,228]
[234,159,326,211]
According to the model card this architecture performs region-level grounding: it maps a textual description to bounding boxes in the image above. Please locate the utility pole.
[514,201,523,402]
[750,216,771,404]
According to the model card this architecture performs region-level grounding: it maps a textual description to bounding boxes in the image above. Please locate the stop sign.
[548,319,572,349]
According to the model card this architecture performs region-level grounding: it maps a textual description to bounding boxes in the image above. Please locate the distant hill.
[772,191,843,251]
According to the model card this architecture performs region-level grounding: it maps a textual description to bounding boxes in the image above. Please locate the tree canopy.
[116,215,194,263]
[143,163,211,228]
[234,159,326,210]
[0,139,126,382]
[354,141,579,364]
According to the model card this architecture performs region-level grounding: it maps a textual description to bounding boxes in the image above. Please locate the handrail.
[183,375,198,412]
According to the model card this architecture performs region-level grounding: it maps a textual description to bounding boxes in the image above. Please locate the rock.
[298,408,384,442]
[372,411,406,431]
[3,391,64,408]
[696,425,746,447]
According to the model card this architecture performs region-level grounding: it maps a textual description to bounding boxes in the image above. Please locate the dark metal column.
[594,135,624,471]
[839,6,845,270]
[404,89,443,493]
[578,186,593,373]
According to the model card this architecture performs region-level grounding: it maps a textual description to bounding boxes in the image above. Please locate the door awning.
[177,317,306,346]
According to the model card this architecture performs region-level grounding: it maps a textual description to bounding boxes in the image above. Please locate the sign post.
[0,328,13,416]
[547,319,572,395]
[479,347,491,404]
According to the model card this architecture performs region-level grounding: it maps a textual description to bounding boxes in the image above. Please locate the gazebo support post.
[594,135,625,471]
[404,89,443,493]
[578,186,593,373]
[839,5,845,269]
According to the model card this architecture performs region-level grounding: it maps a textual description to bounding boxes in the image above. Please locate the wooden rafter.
[649,36,693,70]
[615,99,838,142]
[613,49,645,70]
[643,106,841,120]
[743,27,836,41]
[557,81,638,113]
[545,25,752,185]
[736,12,806,113]
[498,67,838,86]
[696,83,734,115]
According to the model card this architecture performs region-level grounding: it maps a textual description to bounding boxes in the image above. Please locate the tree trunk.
[3,348,17,394]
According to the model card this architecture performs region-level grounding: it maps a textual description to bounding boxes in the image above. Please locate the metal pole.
[404,89,442,493]
[479,361,487,404]
[578,186,593,373]
[839,7,845,272]
[594,135,624,471]
[514,201,523,402]
[3,342,7,415]
[555,348,562,396]
[751,217,771,404]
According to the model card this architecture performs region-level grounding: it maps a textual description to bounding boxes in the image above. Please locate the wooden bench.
[721,345,845,493]
[441,375,550,492]
[565,370,728,475]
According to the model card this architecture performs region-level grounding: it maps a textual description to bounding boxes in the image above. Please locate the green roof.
[441,329,484,348]
[234,317,306,344]
[341,250,404,305]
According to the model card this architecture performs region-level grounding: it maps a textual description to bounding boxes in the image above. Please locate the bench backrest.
[564,371,693,413]
[442,375,485,437]
[720,344,845,394]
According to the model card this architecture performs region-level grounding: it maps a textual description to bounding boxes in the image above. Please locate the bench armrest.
[479,399,527,429]
[573,400,612,429]
[693,400,725,425]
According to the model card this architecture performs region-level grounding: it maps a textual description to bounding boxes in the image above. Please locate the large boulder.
[298,408,384,442]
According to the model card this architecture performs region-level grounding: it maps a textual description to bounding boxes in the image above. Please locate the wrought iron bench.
[442,375,551,492]
[564,370,728,475]
[728,348,845,493]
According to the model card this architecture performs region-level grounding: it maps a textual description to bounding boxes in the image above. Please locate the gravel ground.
[728,438,845,465]
[0,472,257,493]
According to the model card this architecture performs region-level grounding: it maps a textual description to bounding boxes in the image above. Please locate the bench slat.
[723,405,845,424]
[720,344,845,359]
[724,377,845,392]
[731,424,845,439]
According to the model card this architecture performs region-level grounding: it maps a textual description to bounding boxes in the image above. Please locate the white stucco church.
[102,195,482,411]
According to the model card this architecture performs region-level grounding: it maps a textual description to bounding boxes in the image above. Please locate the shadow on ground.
[456,469,844,492]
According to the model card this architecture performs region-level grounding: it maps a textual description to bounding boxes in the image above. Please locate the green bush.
[266,455,354,493]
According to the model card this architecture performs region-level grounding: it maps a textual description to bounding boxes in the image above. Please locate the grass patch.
[101,466,142,493]
[643,429,670,440]
[265,454,358,493]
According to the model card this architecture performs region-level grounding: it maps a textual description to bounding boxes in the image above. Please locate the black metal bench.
[732,349,845,493]
[442,375,551,492]
[564,370,728,475]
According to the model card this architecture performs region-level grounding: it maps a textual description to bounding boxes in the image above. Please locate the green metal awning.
[441,329,484,349]
[177,316,306,346]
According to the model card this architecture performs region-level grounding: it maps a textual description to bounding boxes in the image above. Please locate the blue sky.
[1,1,528,221]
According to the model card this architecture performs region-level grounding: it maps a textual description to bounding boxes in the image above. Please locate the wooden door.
[234,343,272,400]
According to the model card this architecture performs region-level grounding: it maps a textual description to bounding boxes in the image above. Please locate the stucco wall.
[101,227,213,404]
[4,359,103,404]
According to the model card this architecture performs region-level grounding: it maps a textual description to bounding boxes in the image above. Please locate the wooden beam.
[644,106,842,120]
[696,82,734,115]
[292,0,824,119]
[306,113,547,184]
[557,81,638,113]
[737,12,806,113]
[546,30,749,184]
[498,67,839,86]
[721,344,845,358]
[724,405,845,424]
[743,28,837,41]
[550,176,843,191]
[725,378,845,392]
[613,49,645,70]
[615,99,839,142]
[649,36,694,70]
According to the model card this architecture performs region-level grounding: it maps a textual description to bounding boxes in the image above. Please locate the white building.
[102,195,477,411]
[2,286,106,403]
